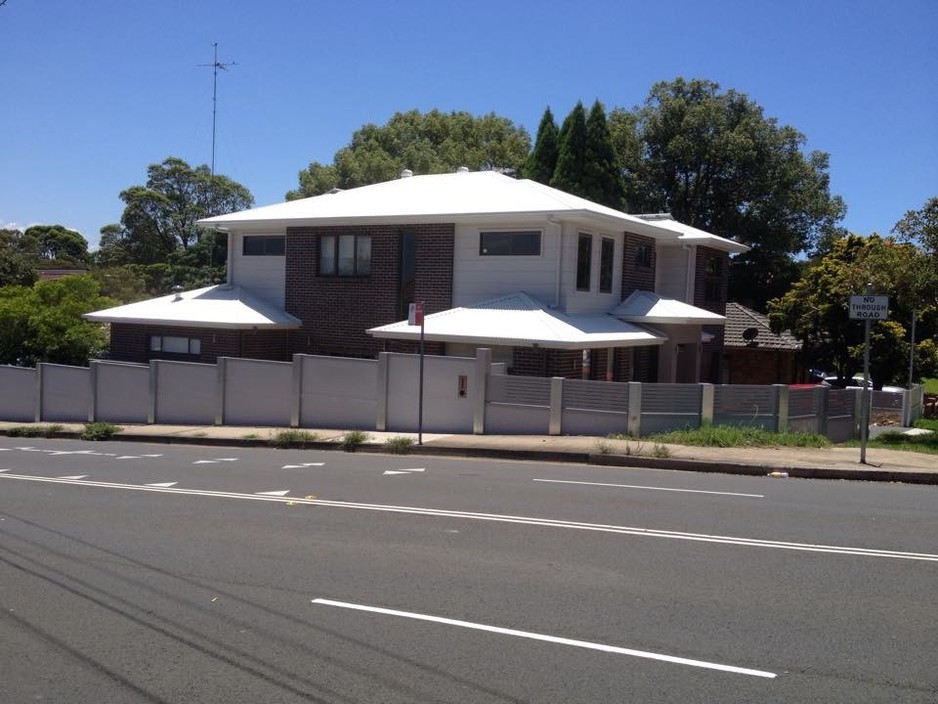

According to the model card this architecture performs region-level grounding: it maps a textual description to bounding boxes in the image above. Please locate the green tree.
[288,110,531,199]
[99,157,252,267]
[583,100,625,209]
[550,101,588,196]
[23,224,91,267]
[616,78,846,310]
[768,234,932,386]
[0,229,38,287]
[0,276,116,366]
[523,107,559,185]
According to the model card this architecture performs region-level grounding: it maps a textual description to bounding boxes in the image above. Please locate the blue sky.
[2,0,935,250]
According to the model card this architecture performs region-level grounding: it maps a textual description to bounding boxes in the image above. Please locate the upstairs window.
[576,233,592,291]
[320,234,371,276]
[599,237,615,293]
[242,235,285,256]
[706,256,723,277]
[479,230,541,256]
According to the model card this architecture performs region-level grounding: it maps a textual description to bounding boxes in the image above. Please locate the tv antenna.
[199,42,236,176]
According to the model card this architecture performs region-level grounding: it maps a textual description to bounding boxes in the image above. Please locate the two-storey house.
[86,169,746,383]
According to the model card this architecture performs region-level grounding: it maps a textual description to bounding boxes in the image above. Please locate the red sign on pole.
[408,302,423,326]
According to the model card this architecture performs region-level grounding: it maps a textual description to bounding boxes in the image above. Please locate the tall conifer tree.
[550,102,588,196]
[583,100,625,209]
[523,107,559,184]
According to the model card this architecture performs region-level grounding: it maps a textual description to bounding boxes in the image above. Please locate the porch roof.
[611,291,726,325]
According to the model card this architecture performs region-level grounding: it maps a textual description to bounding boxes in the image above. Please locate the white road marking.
[116,456,142,460]
[146,482,178,488]
[2,473,936,562]
[383,468,425,475]
[0,468,9,472]
[534,478,763,498]
[57,475,88,480]
[255,490,290,496]
[311,598,776,679]
[194,458,239,465]
[281,462,325,469]
[141,454,164,458]
[0,448,10,451]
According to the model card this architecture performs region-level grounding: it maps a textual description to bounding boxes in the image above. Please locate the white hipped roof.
[83,285,300,330]
[199,170,685,242]
[611,290,726,325]
[636,213,749,254]
[368,292,666,349]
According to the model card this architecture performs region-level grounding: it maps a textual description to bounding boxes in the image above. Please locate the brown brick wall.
[694,246,729,382]
[108,324,290,364]
[725,348,802,385]
[622,232,657,296]
[285,223,454,358]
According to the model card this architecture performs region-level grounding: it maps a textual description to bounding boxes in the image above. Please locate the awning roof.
[83,285,301,330]
[611,290,726,325]
[636,213,749,254]
[368,292,666,349]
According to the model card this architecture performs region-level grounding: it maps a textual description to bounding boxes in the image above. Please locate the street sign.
[849,295,889,320]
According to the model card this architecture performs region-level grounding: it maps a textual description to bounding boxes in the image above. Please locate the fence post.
[473,348,491,435]
[148,360,159,425]
[627,382,642,437]
[88,361,99,423]
[215,357,227,426]
[852,387,863,440]
[700,383,714,427]
[35,363,45,422]
[774,384,789,433]
[376,352,390,431]
[816,385,829,438]
[549,377,563,436]
[290,354,303,428]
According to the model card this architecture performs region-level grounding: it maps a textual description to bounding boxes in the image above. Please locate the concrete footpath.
[1,421,935,485]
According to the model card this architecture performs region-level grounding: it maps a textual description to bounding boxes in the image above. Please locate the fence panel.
[94,362,149,424]
[299,355,377,430]
[640,383,701,435]
[826,388,857,442]
[788,387,820,434]
[223,358,292,426]
[0,366,37,422]
[39,364,89,422]
[714,385,779,431]
[485,375,551,434]
[385,355,475,433]
[153,361,216,425]
[561,378,629,436]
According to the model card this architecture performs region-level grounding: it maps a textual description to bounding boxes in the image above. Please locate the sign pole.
[408,301,426,445]
[859,283,873,464]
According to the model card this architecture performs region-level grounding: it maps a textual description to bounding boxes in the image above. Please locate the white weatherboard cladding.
[654,246,690,302]
[229,233,286,308]
[452,222,561,307]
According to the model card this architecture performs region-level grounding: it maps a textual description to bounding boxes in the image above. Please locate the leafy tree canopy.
[98,157,253,268]
[287,110,531,199]
[612,78,846,310]
[0,275,116,367]
[0,228,39,287]
[767,234,936,386]
[23,224,91,267]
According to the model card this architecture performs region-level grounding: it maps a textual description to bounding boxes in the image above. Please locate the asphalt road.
[1,438,936,703]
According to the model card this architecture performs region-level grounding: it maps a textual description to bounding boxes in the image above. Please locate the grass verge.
[620,424,830,449]
[923,378,938,394]
[5,424,64,438]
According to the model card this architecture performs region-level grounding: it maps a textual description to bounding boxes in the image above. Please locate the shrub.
[5,424,64,438]
[80,422,122,441]
[271,429,319,449]
[341,430,370,452]
[385,436,415,454]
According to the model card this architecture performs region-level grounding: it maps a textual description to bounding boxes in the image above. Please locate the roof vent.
[456,166,469,174]
[172,285,184,302]
[400,169,413,178]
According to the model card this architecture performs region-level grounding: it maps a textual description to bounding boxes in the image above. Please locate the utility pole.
[199,43,236,176]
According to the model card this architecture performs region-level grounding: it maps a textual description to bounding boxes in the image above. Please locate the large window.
[635,244,652,268]
[320,234,371,276]
[242,235,285,256]
[479,230,541,256]
[599,237,615,293]
[576,233,592,291]
[149,335,201,355]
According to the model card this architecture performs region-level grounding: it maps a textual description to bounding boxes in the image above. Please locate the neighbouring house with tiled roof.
[86,169,747,383]
[722,302,804,385]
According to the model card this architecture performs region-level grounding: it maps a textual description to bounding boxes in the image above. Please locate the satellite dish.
[742,327,759,341]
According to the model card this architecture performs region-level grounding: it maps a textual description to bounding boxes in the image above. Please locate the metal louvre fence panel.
[871,390,902,411]
[40,364,89,422]
[486,375,551,406]
[640,384,701,435]
[561,379,629,436]
[714,385,778,431]
[788,387,820,434]
[0,365,37,422]
[826,388,857,442]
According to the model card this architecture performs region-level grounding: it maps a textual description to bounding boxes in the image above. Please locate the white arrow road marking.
[0,469,9,472]
[57,475,88,480]
[193,460,216,464]
[146,482,177,488]
[255,490,290,496]
[311,598,776,679]
[383,468,425,475]
[194,457,239,465]
[0,448,10,451]
[281,462,325,469]
[3,473,937,563]
[141,454,164,458]
[116,456,143,460]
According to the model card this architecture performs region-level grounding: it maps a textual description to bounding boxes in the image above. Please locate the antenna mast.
[200,43,236,176]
